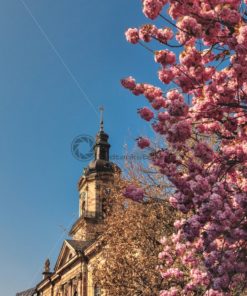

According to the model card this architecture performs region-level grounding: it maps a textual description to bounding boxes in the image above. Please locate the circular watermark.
[71,134,95,161]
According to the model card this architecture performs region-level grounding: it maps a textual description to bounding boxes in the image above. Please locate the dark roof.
[16,288,36,296]
[85,159,115,176]
[66,239,94,252]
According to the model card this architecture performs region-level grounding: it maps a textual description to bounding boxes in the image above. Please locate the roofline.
[84,235,104,257]
[56,254,80,274]
[54,240,80,272]
[35,237,104,292]
[36,255,80,291]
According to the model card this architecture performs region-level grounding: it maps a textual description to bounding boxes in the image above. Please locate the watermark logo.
[71,134,95,161]
[71,134,151,162]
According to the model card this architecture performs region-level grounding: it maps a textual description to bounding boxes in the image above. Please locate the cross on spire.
[99,106,104,132]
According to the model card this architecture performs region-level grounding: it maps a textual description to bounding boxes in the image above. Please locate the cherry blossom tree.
[122,0,247,295]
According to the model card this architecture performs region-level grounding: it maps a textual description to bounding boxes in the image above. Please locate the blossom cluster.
[122,0,247,294]
[123,184,144,202]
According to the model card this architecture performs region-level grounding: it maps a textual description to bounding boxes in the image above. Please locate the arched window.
[94,285,101,296]
[81,191,88,214]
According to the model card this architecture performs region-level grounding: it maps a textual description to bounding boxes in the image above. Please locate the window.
[81,191,88,213]
[94,285,101,296]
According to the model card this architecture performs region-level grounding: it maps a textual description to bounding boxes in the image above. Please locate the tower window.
[81,191,88,213]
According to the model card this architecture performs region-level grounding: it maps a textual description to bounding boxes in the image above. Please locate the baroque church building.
[17,119,119,296]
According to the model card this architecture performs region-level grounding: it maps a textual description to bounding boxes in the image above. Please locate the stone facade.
[17,119,118,296]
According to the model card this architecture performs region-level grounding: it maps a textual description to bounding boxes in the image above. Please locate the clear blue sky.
[0,1,165,294]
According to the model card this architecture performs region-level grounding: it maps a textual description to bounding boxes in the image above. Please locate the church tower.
[16,110,121,296]
[69,110,117,241]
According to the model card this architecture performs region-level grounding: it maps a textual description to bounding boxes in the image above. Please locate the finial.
[44,258,50,273]
[42,258,52,279]
[99,106,104,132]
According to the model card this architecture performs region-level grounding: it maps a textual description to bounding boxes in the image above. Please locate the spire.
[99,106,104,132]
[84,107,113,176]
[94,106,110,161]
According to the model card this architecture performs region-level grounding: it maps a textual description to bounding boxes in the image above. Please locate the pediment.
[54,240,77,272]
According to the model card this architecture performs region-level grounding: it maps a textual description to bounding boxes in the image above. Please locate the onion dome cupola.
[85,107,115,176]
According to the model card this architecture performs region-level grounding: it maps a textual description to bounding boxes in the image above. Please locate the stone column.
[51,283,55,296]
[82,265,88,296]
[68,280,73,296]
[71,278,76,296]
[75,273,82,296]
[64,283,70,296]
[55,285,61,296]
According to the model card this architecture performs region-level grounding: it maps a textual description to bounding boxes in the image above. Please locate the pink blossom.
[158,251,174,265]
[152,97,166,110]
[142,0,167,20]
[167,99,188,117]
[176,16,202,44]
[203,66,216,81]
[194,142,214,164]
[207,290,228,296]
[122,0,247,293]
[137,137,150,149]
[125,28,139,44]
[160,287,179,296]
[202,50,215,64]
[143,84,163,101]
[121,76,136,90]
[156,27,173,44]
[160,236,167,245]
[161,268,184,280]
[167,120,191,142]
[221,8,240,24]
[175,243,186,256]
[179,47,202,67]
[174,219,185,229]
[158,67,175,84]
[158,111,170,122]
[123,185,144,202]
[139,24,157,42]
[213,274,230,290]
[190,175,211,196]
[138,107,154,121]
[190,268,209,285]
[155,50,176,65]
[166,89,183,101]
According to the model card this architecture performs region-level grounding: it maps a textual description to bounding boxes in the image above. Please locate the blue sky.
[0,1,166,294]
